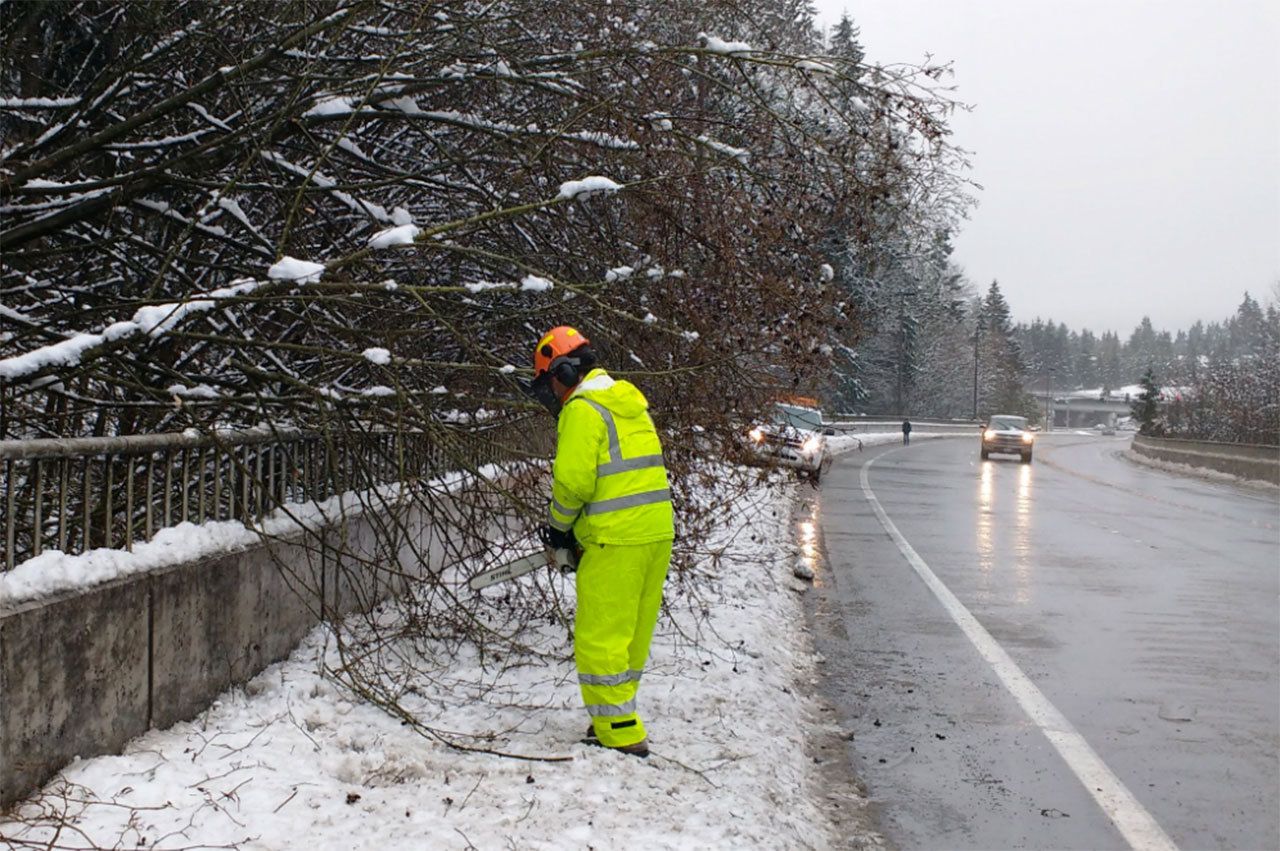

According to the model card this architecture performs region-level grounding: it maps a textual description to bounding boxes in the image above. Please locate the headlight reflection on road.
[977,463,995,591]
[798,506,820,581]
[977,463,1035,606]
[1014,464,1033,605]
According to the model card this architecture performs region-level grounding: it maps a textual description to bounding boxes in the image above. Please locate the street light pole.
[1044,368,1054,431]
[972,317,982,420]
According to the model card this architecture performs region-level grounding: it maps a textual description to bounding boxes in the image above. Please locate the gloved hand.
[539,524,576,551]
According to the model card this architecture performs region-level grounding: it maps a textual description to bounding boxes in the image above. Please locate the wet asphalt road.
[808,434,1280,850]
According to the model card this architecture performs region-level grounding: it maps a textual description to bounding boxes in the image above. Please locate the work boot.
[612,738,650,758]
[580,736,649,758]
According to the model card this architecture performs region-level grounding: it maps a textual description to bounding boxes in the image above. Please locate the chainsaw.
[468,546,578,591]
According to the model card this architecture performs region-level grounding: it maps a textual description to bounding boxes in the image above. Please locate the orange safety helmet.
[532,326,590,378]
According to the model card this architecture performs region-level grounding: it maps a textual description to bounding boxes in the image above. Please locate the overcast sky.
[811,0,1279,336]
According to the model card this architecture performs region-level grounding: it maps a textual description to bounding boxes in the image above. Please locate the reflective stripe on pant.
[575,538,672,748]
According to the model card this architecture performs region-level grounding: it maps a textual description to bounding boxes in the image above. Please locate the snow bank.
[1124,448,1279,490]
[268,256,325,284]
[555,175,621,200]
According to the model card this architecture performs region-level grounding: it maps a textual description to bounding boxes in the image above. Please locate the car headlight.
[984,429,997,440]
[802,435,822,454]
[749,427,764,444]
[1021,432,1034,443]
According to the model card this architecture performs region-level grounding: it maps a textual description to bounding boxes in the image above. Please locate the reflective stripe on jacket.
[548,368,675,545]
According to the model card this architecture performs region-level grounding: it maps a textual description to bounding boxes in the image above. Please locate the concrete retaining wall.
[1130,434,1280,485]
[0,474,528,806]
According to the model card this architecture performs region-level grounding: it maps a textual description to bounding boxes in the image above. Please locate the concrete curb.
[1130,434,1279,486]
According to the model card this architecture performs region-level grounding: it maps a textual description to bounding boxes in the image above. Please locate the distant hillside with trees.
[834,231,1277,444]
[1015,292,1279,445]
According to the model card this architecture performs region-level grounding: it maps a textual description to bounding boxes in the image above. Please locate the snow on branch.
[367,223,421,248]
[0,280,261,381]
[267,257,325,284]
[698,33,754,55]
[555,176,621,200]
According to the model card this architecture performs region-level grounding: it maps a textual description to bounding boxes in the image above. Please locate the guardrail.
[827,417,981,434]
[1,420,543,571]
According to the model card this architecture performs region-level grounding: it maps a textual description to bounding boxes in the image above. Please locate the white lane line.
[860,453,1178,851]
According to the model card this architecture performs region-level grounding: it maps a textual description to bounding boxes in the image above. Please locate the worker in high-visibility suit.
[529,326,674,757]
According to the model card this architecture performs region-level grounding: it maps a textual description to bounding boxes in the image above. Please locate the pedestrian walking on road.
[902,418,912,446]
[528,326,674,758]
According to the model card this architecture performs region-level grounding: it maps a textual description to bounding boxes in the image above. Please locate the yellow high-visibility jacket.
[547,368,674,545]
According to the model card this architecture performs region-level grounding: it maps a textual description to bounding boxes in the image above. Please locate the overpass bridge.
[1031,391,1135,429]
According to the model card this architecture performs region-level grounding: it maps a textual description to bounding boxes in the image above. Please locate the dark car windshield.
[774,404,823,432]
[989,416,1028,431]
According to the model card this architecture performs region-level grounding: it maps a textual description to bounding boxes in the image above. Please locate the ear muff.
[550,355,581,389]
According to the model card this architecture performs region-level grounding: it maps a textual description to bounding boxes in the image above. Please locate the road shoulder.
[793,485,889,849]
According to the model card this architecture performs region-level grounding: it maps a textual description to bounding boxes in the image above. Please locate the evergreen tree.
[1232,292,1266,358]
[1131,368,1161,435]
[1076,329,1100,388]
[828,13,865,65]
[976,280,1036,419]
[1098,332,1123,394]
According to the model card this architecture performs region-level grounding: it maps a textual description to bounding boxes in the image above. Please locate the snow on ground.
[1,469,878,850]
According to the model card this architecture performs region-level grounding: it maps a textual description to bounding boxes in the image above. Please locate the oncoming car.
[747,402,835,482]
[980,414,1035,463]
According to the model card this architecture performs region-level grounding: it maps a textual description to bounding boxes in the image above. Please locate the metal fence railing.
[1,420,545,571]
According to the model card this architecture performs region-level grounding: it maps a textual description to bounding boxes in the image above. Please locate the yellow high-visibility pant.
[575,538,672,748]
